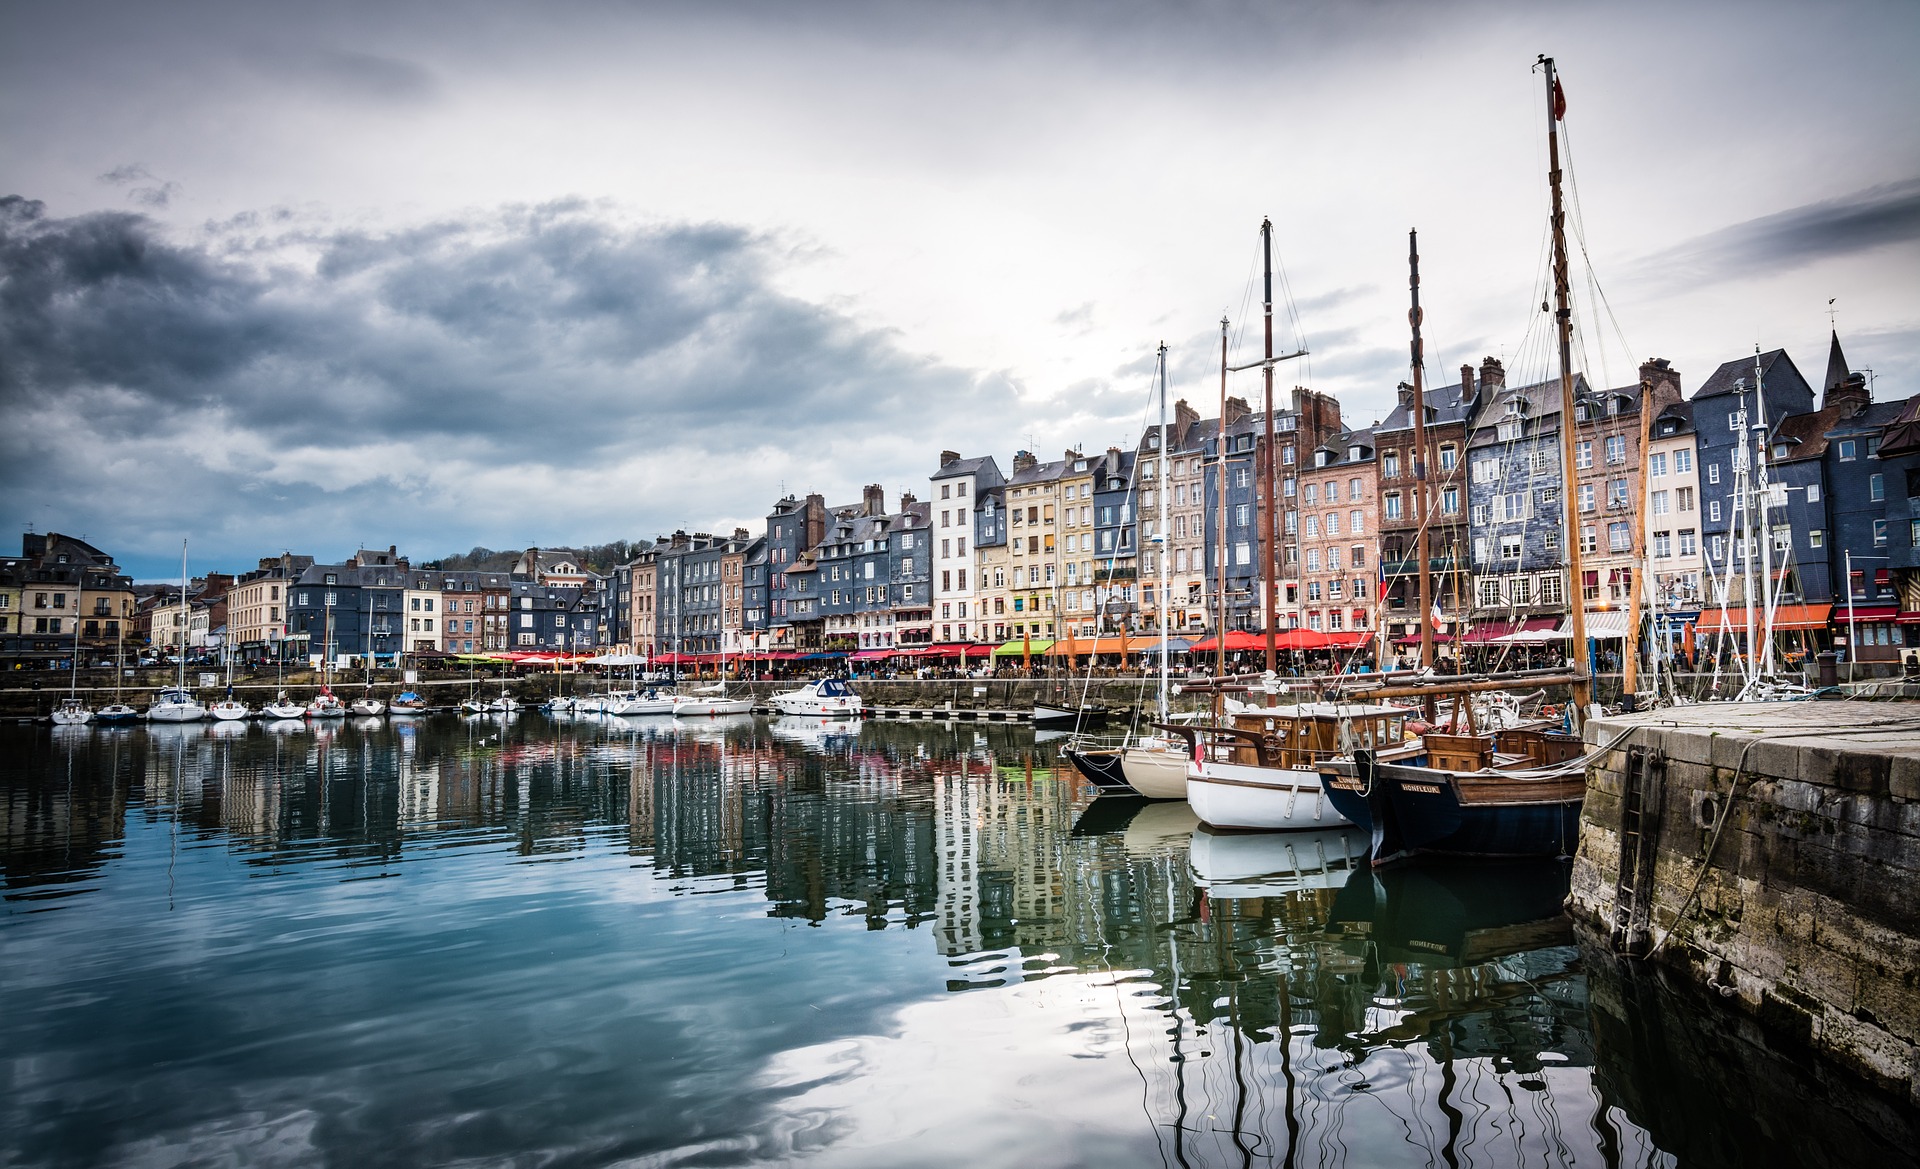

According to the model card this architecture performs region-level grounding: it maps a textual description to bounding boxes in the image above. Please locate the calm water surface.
[2,716,1908,1168]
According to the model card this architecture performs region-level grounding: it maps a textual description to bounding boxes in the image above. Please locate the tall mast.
[1735,380,1758,685]
[1157,342,1171,723]
[1752,347,1777,676]
[178,539,188,693]
[1216,316,1230,685]
[1623,371,1654,702]
[1541,55,1592,713]
[1260,218,1279,673]
[1409,229,1434,671]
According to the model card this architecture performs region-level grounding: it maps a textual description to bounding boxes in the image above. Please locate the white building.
[930,451,1004,646]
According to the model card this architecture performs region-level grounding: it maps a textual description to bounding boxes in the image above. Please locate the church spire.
[1822,328,1871,415]
[1824,328,1850,393]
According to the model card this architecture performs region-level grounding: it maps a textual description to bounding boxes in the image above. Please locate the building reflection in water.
[13,714,1897,1168]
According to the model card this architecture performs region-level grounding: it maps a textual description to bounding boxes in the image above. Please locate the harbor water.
[3,716,1912,1168]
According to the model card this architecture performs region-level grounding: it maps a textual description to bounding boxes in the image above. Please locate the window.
[1578,483,1595,513]
[1708,500,1721,523]
[1648,452,1667,477]
[1674,448,1692,473]
[1472,458,1500,484]
[1350,509,1365,535]
[1544,530,1559,552]
[1605,435,1626,464]
[1582,570,1600,602]
[1350,478,1364,501]
[1913,520,1920,547]
[1507,576,1533,604]
[1677,486,1694,511]
[1303,483,1318,505]
[1838,439,1858,461]
[1385,493,1403,521]
[1874,519,1889,546]
[1575,440,1593,470]
[1679,529,1697,556]
[1306,549,1320,572]
[1351,544,1365,569]
[1439,444,1457,471]
[1326,514,1341,536]
[1477,578,1501,607]
[1441,487,1459,515]
[1499,535,1522,560]
[1609,479,1630,509]
[1304,516,1319,538]
[1499,492,1529,522]
[1707,464,1720,485]
[1382,451,1400,478]
[1653,531,1671,558]
[1710,535,1725,561]
[1871,474,1885,502]
[1651,489,1670,515]
[1581,524,1597,554]
[1497,419,1522,442]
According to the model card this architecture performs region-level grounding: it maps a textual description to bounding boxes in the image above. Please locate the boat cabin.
[1222,702,1410,769]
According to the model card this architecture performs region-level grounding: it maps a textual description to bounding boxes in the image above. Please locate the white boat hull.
[608,695,674,716]
[306,700,347,718]
[1119,743,1190,800]
[51,704,93,726]
[147,704,206,723]
[264,703,306,719]
[672,697,755,717]
[1186,759,1352,831]
[349,700,385,717]
[388,702,427,717]
[209,701,251,721]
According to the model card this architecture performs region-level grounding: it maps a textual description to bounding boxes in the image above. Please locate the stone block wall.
[1570,700,1920,1107]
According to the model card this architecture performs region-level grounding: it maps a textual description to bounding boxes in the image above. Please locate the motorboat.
[483,690,522,714]
[543,695,578,714]
[263,691,306,719]
[95,702,140,724]
[146,686,207,723]
[306,688,347,718]
[50,697,92,725]
[388,691,429,716]
[348,692,386,717]
[767,677,861,717]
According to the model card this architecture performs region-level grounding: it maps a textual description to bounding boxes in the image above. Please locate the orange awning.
[1047,636,1138,656]
[1693,603,1832,633]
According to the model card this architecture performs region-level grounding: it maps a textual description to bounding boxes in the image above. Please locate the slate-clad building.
[1465,373,1578,623]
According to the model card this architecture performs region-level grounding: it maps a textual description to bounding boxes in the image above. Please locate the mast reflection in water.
[0,716,1895,1168]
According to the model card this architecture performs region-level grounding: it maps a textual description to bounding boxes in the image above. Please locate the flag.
[1553,78,1567,121]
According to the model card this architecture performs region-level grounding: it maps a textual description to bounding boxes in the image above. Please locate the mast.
[1752,347,1778,676]
[178,540,188,694]
[1540,55,1592,713]
[1409,229,1435,671]
[1216,316,1230,687]
[1623,370,1654,703]
[1157,342,1171,723]
[1735,379,1758,685]
[1260,218,1279,673]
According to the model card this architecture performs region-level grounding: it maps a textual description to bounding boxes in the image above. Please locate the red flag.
[1552,78,1567,121]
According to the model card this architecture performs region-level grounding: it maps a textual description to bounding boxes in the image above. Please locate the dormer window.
[1347,447,1361,462]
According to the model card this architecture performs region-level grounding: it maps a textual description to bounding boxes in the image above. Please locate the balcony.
[1381,555,1458,576]
[1093,565,1136,583]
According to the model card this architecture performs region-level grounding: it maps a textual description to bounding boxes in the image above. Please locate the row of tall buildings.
[4,332,1912,669]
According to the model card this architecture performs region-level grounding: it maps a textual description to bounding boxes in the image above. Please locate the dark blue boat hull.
[1350,750,1583,866]
[1064,748,1136,795]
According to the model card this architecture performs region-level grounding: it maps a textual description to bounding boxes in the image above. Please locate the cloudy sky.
[4,0,1916,579]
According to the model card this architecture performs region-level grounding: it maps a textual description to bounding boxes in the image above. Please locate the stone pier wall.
[1571,701,1920,1107]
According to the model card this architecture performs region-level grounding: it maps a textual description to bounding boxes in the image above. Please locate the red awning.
[1838,605,1900,622]
[1391,632,1454,646]
[1897,612,1920,625]
[1457,620,1520,645]
[1186,630,1267,653]
[849,649,894,660]
[1693,603,1833,633]
[1320,632,1373,650]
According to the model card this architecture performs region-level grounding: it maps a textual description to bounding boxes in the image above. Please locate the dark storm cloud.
[1632,177,1920,289]
[0,195,1014,572]
[0,196,990,455]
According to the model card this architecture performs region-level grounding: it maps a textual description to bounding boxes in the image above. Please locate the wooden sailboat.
[1313,57,1609,866]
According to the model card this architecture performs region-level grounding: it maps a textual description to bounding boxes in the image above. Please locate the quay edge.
[1573,699,1920,1109]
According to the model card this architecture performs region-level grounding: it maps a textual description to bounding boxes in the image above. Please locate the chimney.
[1479,356,1506,391]
[1013,450,1038,473]
[1224,396,1252,425]
[939,450,960,468]
[862,483,885,516]
[899,491,917,509]
[1174,398,1201,444]
[1397,383,1414,411]
[1460,364,1476,402]
[1639,358,1683,412]
[732,527,749,541]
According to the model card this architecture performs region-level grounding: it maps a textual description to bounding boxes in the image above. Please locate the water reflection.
[0,717,1894,1167]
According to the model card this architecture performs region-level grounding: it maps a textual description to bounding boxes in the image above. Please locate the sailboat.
[263,646,305,718]
[1312,58,1620,866]
[208,625,250,720]
[146,540,207,723]
[50,596,92,725]
[672,615,752,717]
[306,601,347,718]
[348,596,385,716]
[97,623,139,723]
